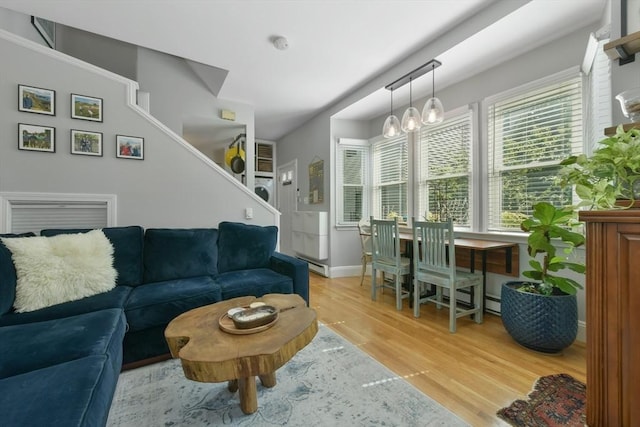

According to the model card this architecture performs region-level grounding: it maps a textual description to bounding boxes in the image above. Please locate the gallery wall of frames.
[17,84,144,160]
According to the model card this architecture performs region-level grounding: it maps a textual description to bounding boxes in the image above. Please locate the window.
[487,72,583,231]
[336,139,369,225]
[372,134,408,221]
[418,108,473,227]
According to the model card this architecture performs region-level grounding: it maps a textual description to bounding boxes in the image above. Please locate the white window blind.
[487,73,583,231]
[418,109,472,227]
[10,201,108,234]
[372,134,408,221]
[336,141,369,225]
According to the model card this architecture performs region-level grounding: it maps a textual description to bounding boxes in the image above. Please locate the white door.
[277,160,297,256]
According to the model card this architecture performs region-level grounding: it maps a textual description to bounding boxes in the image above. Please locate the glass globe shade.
[401,107,422,132]
[422,97,444,124]
[382,115,402,138]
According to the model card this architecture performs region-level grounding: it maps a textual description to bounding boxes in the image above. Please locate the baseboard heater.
[296,256,329,277]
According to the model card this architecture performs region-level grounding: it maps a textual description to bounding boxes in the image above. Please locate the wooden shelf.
[604,123,640,136]
[604,30,640,61]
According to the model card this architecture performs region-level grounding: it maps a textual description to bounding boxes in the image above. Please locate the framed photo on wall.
[71,94,103,122]
[71,130,103,157]
[116,135,144,160]
[18,123,55,153]
[18,84,55,115]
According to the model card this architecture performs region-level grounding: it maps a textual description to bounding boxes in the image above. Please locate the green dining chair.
[412,218,483,332]
[370,216,411,310]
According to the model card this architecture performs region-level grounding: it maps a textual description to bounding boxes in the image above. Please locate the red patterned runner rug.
[497,373,586,426]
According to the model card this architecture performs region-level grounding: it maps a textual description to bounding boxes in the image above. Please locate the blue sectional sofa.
[0,222,309,427]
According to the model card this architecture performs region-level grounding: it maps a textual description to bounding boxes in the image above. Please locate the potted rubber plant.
[501,202,585,353]
[558,125,640,209]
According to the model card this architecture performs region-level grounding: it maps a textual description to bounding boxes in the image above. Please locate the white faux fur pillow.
[1,229,117,313]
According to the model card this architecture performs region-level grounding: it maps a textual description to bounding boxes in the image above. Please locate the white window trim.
[416,104,476,229]
[0,192,117,233]
[482,66,583,233]
[370,133,410,222]
[335,138,370,228]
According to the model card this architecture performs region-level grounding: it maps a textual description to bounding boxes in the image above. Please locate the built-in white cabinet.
[292,211,328,260]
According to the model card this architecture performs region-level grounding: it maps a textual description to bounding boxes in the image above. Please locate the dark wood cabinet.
[579,209,640,427]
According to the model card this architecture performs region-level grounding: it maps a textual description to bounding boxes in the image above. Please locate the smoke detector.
[272,36,289,51]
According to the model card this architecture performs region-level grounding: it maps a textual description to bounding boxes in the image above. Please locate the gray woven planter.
[500,281,577,353]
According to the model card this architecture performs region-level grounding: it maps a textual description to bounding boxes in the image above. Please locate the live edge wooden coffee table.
[164,293,317,414]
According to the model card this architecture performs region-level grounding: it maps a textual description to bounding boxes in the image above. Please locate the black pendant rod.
[385,59,442,92]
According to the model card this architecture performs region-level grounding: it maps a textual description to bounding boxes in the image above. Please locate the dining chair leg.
[371,267,377,301]
[360,256,366,286]
[395,274,402,311]
[436,288,443,309]
[474,283,484,324]
[449,292,457,333]
[413,279,421,318]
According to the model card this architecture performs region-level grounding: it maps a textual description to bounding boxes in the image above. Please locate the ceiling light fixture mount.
[272,36,289,51]
[383,59,444,136]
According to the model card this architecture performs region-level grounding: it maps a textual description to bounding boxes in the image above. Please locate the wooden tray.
[218,312,279,335]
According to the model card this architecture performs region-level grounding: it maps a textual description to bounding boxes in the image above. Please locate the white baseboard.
[297,256,329,277]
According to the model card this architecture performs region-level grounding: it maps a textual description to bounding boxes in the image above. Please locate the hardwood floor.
[309,273,586,426]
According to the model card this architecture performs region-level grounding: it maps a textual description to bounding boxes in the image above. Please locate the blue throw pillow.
[0,232,36,315]
[217,222,278,273]
[41,226,144,286]
[143,228,219,283]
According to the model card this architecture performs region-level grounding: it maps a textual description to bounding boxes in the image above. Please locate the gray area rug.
[107,324,468,426]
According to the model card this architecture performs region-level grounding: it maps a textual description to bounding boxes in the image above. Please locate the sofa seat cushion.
[216,268,293,301]
[143,228,219,283]
[0,232,36,315]
[0,285,131,327]
[0,308,125,379]
[217,222,277,273]
[0,355,120,427]
[41,226,145,287]
[125,276,221,332]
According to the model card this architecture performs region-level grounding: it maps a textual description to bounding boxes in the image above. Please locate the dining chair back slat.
[370,217,411,310]
[412,218,483,332]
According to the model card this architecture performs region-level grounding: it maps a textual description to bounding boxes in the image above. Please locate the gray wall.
[57,25,138,81]
[135,47,257,189]
[0,8,47,46]
[0,24,277,230]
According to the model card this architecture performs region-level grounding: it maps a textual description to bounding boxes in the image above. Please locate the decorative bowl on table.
[231,305,278,329]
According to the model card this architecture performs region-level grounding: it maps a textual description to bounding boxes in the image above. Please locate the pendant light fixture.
[382,88,401,138]
[422,62,444,125]
[401,78,422,133]
[382,59,443,137]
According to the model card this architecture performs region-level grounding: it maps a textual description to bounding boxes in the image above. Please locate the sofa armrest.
[269,252,309,305]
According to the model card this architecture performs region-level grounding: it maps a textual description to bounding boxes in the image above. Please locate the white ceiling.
[0,0,607,140]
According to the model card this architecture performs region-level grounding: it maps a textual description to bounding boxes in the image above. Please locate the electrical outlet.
[245,208,253,219]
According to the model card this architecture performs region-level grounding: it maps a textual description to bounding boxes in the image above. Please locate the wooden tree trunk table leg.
[228,379,238,393]
[238,377,258,414]
[259,372,276,388]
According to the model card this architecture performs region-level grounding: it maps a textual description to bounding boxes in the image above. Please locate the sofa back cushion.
[0,233,35,315]
[143,228,218,283]
[217,222,278,273]
[41,226,144,286]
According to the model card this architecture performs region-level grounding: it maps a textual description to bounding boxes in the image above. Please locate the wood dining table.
[394,231,519,313]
